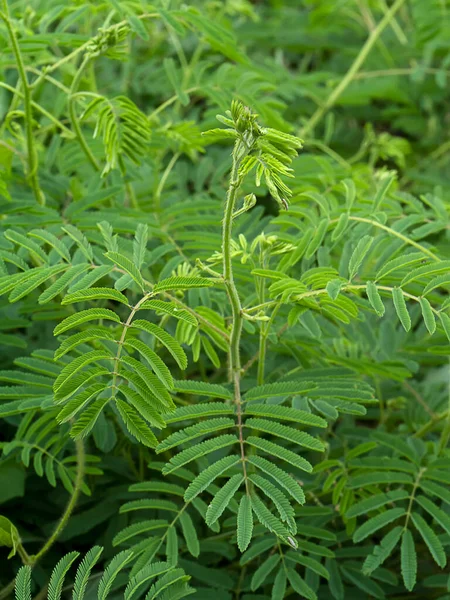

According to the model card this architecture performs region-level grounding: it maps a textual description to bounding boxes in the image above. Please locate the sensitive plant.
[0,1,449,600]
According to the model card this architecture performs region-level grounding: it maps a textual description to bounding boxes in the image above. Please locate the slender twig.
[68,55,100,172]
[301,0,406,137]
[0,3,44,205]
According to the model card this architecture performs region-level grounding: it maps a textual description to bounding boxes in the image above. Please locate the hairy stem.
[223,145,249,492]
[0,3,44,205]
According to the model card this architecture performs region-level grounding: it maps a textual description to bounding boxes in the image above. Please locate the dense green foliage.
[1,1,450,599]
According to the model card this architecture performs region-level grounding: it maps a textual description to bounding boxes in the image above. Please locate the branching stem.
[223,145,249,493]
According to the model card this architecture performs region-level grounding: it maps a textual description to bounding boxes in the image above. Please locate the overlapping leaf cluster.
[0,1,449,599]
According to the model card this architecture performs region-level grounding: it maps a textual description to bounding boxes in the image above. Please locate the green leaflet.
[131,320,187,370]
[54,328,116,359]
[139,299,197,326]
[115,398,159,448]
[249,474,296,531]
[411,512,446,568]
[153,276,215,292]
[272,569,287,600]
[362,526,403,575]
[104,251,145,290]
[346,489,409,518]
[47,551,80,600]
[113,521,168,546]
[244,403,326,428]
[286,568,317,600]
[164,403,233,423]
[124,338,174,389]
[118,386,166,429]
[353,507,405,543]
[205,474,244,526]
[54,308,121,335]
[56,383,105,422]
[419,297,436,334]
[237,495,253,552]
[250,554,280,591]
[73,546,103,600]
[245,418,325,451]
[365,281,385,316]
[62,287,129,305]
[375,251,424,281]
[401,260,450,286]
[179,512,200,557]
[439,312,450,341]
[9,264,68,302]
[162,434,237,474]
[184,455,241,502]
[53,350,113,393]
[70,397,110,439]
[416,495,450,536]
[4,230,48,262]
[157,418,235,452]
[38,263,91,304]
[347,235,373,280]
[392,288,411,332]
[97,551,135,600]
[285,552,329,580]
[246,436,313,473]
[401,529,417,591]
[172,380,232,400]
[14,566,31,600]
[243,380,317,401]
[247,455,305,505]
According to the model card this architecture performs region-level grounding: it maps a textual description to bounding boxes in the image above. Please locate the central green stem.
[222,142,249,492]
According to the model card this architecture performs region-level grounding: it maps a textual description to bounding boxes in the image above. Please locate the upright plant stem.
[223,146,249,492]
[0,3,44,205]
[301,0,406,137]
[68,56,100,172]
